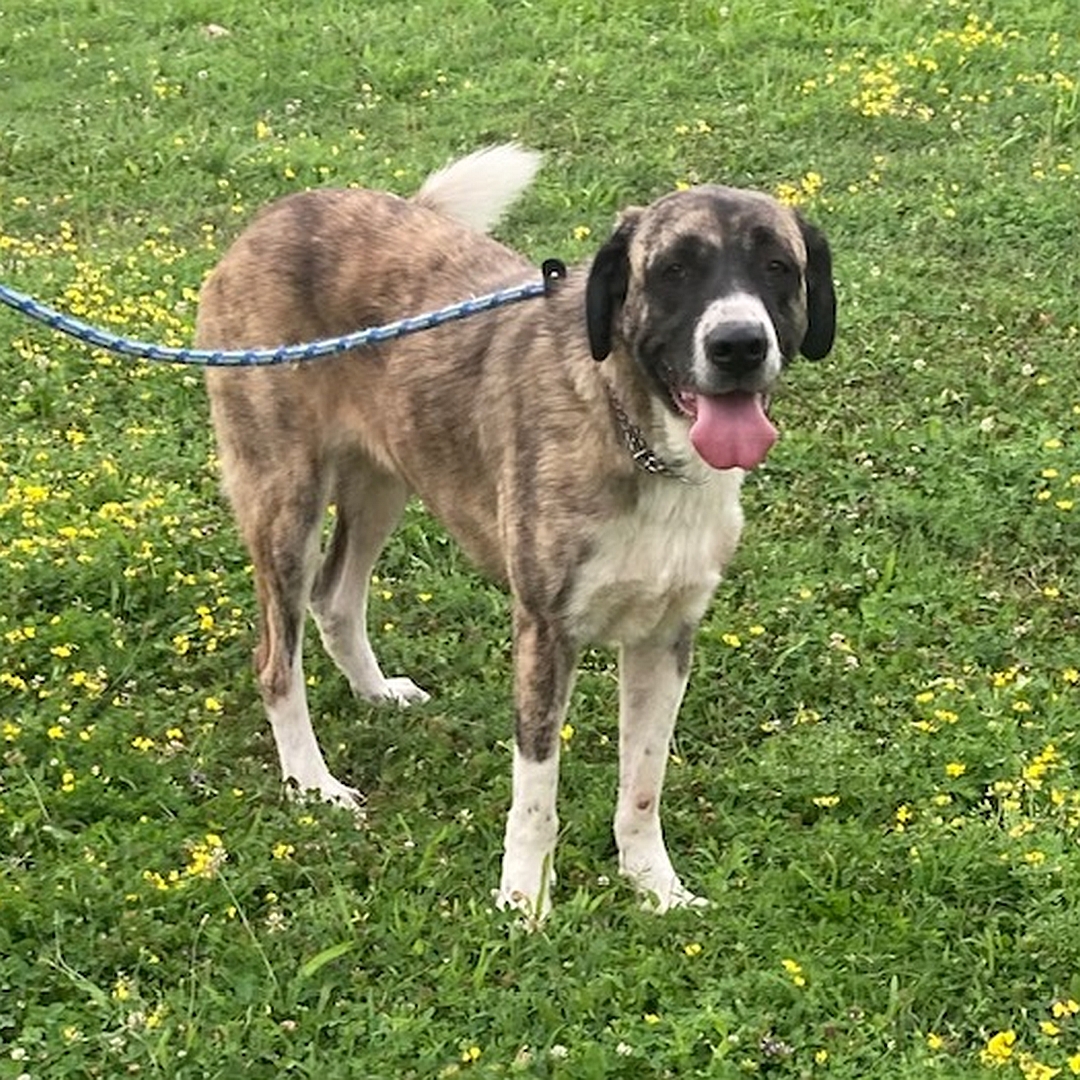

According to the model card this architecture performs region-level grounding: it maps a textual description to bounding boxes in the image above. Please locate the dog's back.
[196,145,541,352]
[195,146,561,590]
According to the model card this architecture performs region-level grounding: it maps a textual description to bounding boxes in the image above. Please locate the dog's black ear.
[798,217,836,361]
[585,209,640,361]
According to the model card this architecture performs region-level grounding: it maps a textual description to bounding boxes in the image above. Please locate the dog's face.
[586,185,836,470]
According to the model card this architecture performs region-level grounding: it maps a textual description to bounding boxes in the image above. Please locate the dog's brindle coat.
[197,147,835,916]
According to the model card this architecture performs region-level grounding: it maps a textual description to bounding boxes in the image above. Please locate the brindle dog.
[196,145,835,917]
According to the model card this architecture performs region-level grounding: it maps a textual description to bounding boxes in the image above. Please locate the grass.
[2,0,1080,1076]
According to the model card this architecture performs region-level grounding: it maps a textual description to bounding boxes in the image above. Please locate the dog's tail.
[414,144,542,234]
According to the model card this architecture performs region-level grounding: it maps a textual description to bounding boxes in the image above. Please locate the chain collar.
[605,388,690,482]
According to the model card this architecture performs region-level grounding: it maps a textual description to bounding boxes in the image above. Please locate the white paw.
[635,876,708,913]
[287,774,365,815]
[494,884,551,929]
[495,861,556,927]
[362,676,431,707]
[620,852,707,912]
[384,676,431,705]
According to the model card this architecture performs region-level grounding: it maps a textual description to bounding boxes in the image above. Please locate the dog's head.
[585,185,835,470]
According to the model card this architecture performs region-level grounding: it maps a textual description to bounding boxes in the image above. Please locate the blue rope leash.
[0,259,567,367]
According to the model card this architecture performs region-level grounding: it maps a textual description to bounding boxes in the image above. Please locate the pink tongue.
[689,392,778,471]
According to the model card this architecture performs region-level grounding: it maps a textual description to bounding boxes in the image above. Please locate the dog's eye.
[660,261,687,283]
[766,258,794,277]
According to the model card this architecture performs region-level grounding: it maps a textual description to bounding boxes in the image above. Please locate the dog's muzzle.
[701,321,771,379]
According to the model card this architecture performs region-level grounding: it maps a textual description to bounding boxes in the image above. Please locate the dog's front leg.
[496,606,577,921]
[615,630,707,911]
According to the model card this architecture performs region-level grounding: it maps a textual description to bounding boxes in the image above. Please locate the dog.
[195,145,835,917]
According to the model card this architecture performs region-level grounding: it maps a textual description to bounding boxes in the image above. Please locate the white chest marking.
[567,469,744,646]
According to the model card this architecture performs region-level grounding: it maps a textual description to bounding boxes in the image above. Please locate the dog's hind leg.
[614,630,707,911]
[310,464,430,706]
[241,479,363,809]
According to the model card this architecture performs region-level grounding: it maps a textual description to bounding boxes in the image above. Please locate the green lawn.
[2,1,1080,1076]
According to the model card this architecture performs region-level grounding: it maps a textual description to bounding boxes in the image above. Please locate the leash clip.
[541,258,568,295]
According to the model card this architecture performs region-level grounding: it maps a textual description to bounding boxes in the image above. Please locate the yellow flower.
[926,1032,944,1051]
[185,834,226,878]
[145,1003,167,1029]
[683,942,702,957]
[1040,1020,1061,1037]
[1053,999,1080,1018]
[782,958,807,987]
[272,842,295,860]
[1019,1056,1062,1080]
[204,696,224,713]
[981,1029,1016,1064]
[775,182,802,206]
[813,795,840,808]
[801,172,823,198]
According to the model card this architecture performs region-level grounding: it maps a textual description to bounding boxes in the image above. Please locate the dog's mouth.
[673,389,778,471]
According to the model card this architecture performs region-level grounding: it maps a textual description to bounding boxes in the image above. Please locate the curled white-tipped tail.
[414,144,542,234]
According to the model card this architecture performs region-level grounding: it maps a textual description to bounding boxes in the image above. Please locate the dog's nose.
[704,322,768,375]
